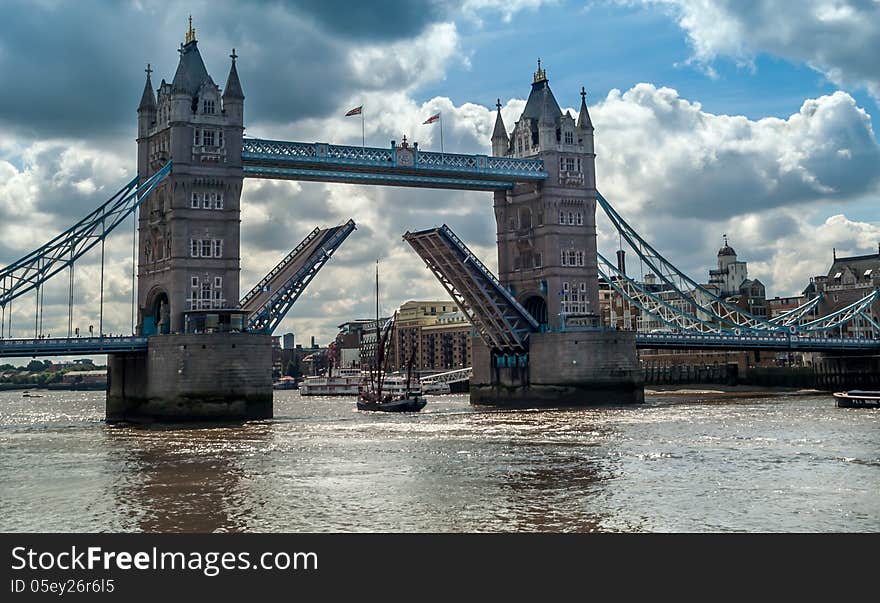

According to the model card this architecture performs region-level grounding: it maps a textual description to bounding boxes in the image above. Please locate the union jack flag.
[422,113,440,124]
[345,105,363,116]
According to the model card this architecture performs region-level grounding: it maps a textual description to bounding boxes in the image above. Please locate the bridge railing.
[636,331,880,350]
[0,335,148,357]
[242,138,547,180]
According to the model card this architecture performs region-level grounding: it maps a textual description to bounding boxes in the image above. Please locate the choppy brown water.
[0,390,877,532]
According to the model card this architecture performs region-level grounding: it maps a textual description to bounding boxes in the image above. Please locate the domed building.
[708,235,749,297]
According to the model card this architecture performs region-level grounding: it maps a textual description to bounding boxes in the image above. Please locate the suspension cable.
[34,285,39,339]
[38,276,44,338]
[99,219,106,338]
[131,205,136,335]
[68,251,74,339]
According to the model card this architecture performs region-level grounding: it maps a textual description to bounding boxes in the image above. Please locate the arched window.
[559,210,565,225]
[576,212,583,226]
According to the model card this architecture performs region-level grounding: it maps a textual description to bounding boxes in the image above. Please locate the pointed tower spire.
[491,98,508,156]
[223,48,244,100]
[185,15,196,44]
[577,86,593,130]
[138,63,157,113]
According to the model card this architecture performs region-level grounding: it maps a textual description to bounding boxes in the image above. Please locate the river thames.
[1,389,877,532]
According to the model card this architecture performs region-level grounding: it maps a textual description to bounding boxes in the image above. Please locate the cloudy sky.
[1,0,879,349]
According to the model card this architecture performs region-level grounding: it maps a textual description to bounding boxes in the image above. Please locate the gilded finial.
[581,86,586,101]
[145,63,152,77]
[230,48,238,62]
[496,98,502,111]
[533,58,547,83]
[185,15,196,44]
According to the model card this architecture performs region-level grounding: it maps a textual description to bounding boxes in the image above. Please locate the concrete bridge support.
[470,331,644,407]
[107,333,273,423]
[814,354,880,390]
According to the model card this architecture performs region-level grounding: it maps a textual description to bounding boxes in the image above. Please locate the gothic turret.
[137,65,157,144]
[223,49,244,126]
[491,99,508,157]
[521,59,562,126]
[223,50,244,100]
[171,18,213,96]
[138,65,157,114]
[576,87,593,131]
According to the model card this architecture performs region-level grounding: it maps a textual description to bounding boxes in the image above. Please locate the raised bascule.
[1,22,878,421]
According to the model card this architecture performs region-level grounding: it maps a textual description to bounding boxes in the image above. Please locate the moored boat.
[357,394,427,413]
[300,367,362,396]
[272,376,298,390]
[833,390,880,408]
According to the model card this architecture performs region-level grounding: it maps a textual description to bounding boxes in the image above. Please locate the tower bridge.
[1,23,878,420]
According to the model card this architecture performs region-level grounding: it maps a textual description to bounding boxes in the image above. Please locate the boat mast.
[375,259,380,396]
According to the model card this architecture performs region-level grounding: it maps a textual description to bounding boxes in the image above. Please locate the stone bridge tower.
[110,20,271,423]
[136,19,245,335]
[491,61,598,329]
[470,62,643,406]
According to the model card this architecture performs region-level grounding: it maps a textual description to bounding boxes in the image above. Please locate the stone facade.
[107,333,273,422]
[471,64,643,406]
[470,332,644,405]
[136,30,244,335]
[811,247,880,337]
[491,64,599,328]
[109,25,271,423]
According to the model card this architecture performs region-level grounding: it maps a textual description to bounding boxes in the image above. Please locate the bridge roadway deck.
[241,138,548,191]
[636,332,880,352]
[1,332,878,359]
[0,336,147,358]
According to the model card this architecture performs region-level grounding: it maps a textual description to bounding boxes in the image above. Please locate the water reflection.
[106,422,271,533]
[457,408,616,532]
[2,392,877,533]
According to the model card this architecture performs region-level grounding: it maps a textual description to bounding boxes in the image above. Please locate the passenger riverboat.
[300,367,362,396]
[833,390,880,408]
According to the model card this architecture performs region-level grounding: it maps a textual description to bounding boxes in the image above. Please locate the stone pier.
[107,333,273,423]
[470,330,644,407]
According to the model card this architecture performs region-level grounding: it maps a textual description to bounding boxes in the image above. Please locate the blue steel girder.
[404,224,538,352]
[598,254,730,334]
[636,332,880,352]
[240,225,324,312]
[241,138,547,191]
[768,294,823,326]
[245,219,356,334]
[0,336,148,358]
[0,162,171,308]
[596,191,783,333]
[799,289,880,334]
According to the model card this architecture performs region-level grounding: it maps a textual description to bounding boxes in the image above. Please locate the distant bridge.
[635,332,880,352]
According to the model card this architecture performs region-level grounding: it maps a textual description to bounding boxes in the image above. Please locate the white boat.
[300,367,362,396]
[379,374,425,397]
[421,381,451,395]
[833,390,880,408]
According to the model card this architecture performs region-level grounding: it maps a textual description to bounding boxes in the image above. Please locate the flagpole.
[439,111,444,155]
[361,107,365,150]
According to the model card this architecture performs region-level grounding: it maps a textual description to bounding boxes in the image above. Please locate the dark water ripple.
[0,390,877,532]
